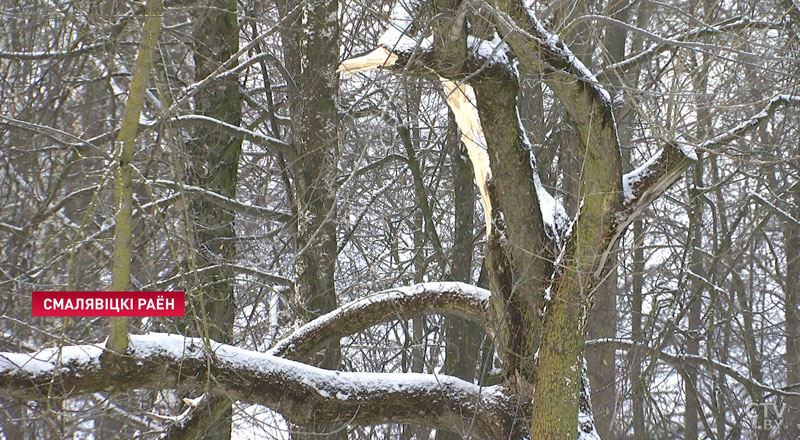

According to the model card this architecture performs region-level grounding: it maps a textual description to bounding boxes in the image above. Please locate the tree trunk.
[276,0,343,437]
[630,219,646,439]
[181,0,242,437]
[785,181,800,440]
[107,0,163,354]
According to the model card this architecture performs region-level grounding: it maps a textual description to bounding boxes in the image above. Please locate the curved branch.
[587,338,800,399]
[0,333,520,439]
[268,282,491,361]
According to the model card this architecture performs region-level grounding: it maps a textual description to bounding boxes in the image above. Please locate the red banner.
[32,291,185,317]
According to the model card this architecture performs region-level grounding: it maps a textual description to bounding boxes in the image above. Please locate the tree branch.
[269,282,491,361]
[587,338,800,399]
[146,179,293,222]
[590,95,800,283]
[598,16,779,80]
[0,333,520,439]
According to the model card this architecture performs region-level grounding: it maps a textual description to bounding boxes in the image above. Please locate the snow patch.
[378,0,430,54]
[674,133,698,160]
[467,34,510,67]
[534,173,568,239]
[517,107,568,238]
[622,149,663,203]
[0,343,104,377]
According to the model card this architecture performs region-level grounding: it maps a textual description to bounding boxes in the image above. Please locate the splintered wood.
[336,47,398,75]
[440,80,493,235]
[337,51,494,235]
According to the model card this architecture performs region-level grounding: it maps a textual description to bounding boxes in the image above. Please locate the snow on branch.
[0,333,518,439]
[466,34,511,69]
[338,0,426,75]
[623,95,800,212]
[169,115,291,156]
[0,114,108,157]
[0,42,118,60]
[377,0,429,54]
[604,94,800,279]
[487,1,625,254]
[749,191,800,226]
[269,282,491,360]
[698,94,800,150]
[486,2,612,106]
[338,1,513,76]
[146,263,292,289]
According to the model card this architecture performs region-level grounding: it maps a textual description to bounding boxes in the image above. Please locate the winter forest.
[0,0,799,438]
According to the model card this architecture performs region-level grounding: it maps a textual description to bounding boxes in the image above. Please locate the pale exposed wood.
[337,52,495,236]
[440,80,494,235]
[336,47,398,75]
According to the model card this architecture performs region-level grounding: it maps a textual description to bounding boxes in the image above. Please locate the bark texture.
[179,0,243,437]
[107,0,163,354]
[276,0,342,437]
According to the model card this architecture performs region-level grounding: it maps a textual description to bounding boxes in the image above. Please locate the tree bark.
[107,0,163,354]
[785,181,800,440]
[276,0,342,437]
[179,0,243,437]
[438,111,483,440]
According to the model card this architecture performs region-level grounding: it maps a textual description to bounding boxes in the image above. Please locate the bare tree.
[1,0,799,439]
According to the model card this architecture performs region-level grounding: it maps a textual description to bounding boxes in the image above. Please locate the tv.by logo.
[745,402,787,430]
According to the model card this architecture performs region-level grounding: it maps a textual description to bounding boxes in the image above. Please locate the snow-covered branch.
[338,1,512,77]
[269,282,491,360]
[0,115,108,157]
[168,115,291,156]
[605,95,800,279]
[146,263,292,289]
[0,333,521,439]
[486,1,624,270]
[749,191,800,226]
[622,94,800,214]
[486,2,613,107]
[0,42,112,60]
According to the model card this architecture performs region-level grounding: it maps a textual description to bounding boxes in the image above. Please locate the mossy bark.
[472,76,552,384]
[108,0,163,354]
